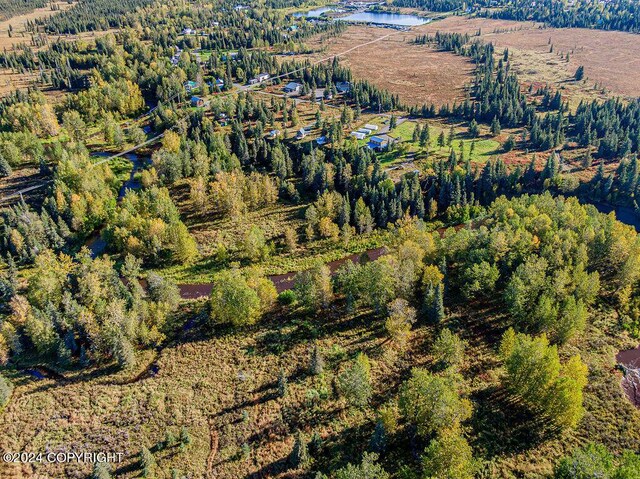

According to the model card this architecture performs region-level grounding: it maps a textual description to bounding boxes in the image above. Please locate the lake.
[293,7,338,18]
[294,7,429,26]
[341,11,429,26]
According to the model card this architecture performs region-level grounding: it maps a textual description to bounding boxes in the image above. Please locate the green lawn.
[378,121,503,166]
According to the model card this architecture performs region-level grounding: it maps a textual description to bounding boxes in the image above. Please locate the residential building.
[336,81,351,94]
[283,81,302,94]
[249,72,270,85]
[191,96,207,107]
[368,135,388,150]
[184,80,199,93]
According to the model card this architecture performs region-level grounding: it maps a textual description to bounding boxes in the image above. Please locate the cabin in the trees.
[351,131,366,140]
[185,80,199,93]
[191,96,207,107]
[336,81,351,94]
[296,128,307,139]
[368,135,389,150]
[208,78,225,89]
[283,81,302,94]
[249,73,270,85]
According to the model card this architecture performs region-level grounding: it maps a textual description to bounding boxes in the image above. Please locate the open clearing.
[415,16,640,102]
[300,25,475,107]
[0,1,75,49]
[0,295,637,478]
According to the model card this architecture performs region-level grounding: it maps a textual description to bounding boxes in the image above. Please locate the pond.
[341,11,430,26]
[293,6,338,18]
[294,7,429,26]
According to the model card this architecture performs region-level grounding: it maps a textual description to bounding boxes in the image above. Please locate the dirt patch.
[0,1,75,49]
[299,25,474,106]
[415,16,640,101]
[0,165,49,208]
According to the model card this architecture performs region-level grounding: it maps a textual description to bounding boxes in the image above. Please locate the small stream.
[86,152,148,258]
[85,151,640,407]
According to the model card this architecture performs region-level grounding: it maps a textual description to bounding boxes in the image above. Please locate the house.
[221,52,238,61]
[368,135,388,150]
[357,128,371,136]
[191,96,206,107]
[316,136,327,145]
[170,47,182,66]
[208,78,225,89]
[351,131,366,140]
[296,128,307,140]
[249,72,270,85]
[336,81,351,94]
[364,123,379,131]
[184,80,199,93]
[283,81,302,94]
[268,129,280,139]
[182,28,195,35]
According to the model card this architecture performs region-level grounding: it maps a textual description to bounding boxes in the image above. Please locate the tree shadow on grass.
[470,384,554,458]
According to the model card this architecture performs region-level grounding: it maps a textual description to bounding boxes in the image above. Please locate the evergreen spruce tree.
[432,283,445,323]
[309,431,323,456]
[139,447,156,478]
[310,344,324,376]
[289,431,310,468]
[490,116,501,136]
[369,420,387,453]
[278,369,288,397]
[179,426,191,450]
[0,153,12,178]
[91,462,112,479]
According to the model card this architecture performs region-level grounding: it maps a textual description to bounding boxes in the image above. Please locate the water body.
[294,7,429,26]
[341,11,429,26]
[86,152,148,258]
[591,202,640,232]
[293,6,337,18]
[617,348,640,408]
